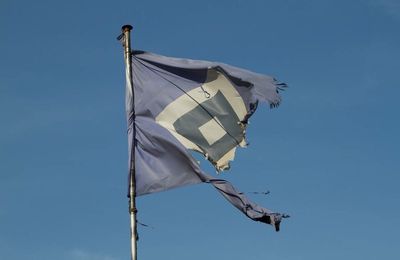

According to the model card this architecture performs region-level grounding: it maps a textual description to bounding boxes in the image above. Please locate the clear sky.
[1,0,399,259]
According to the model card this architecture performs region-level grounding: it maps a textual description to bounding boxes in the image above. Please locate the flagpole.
[120,24,138,260]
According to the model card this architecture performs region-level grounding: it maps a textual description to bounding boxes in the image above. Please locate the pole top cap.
[122,25,133,32]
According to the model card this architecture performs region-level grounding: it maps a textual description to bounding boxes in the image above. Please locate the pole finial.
[122,24,133,32]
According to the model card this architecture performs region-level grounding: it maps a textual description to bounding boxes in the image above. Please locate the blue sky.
[1,0,399,259]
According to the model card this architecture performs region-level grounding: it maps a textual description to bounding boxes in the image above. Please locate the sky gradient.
[1,0,399,259]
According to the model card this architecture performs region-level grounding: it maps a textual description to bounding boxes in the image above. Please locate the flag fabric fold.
[126,50,287,231]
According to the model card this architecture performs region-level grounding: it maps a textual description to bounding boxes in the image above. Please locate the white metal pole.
[120,24,138,260]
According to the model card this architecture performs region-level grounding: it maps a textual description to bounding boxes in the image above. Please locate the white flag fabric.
[126,50,288,230]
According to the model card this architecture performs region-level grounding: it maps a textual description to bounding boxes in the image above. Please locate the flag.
[126,50,288,231]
